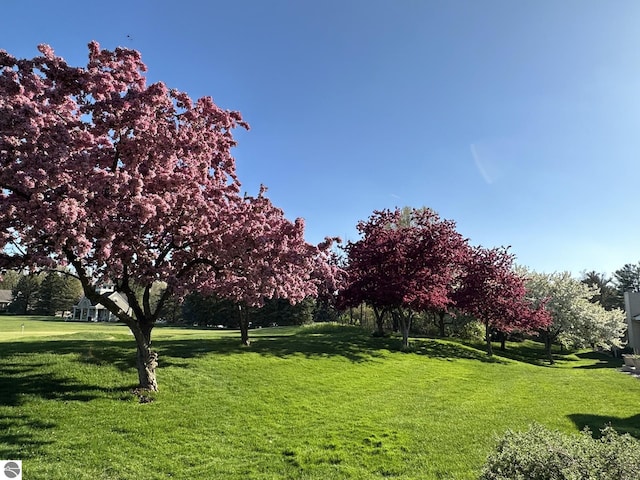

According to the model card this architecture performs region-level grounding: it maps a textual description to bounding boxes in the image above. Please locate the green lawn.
[1,316,639,479]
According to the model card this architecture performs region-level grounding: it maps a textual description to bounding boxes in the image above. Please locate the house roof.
[107,291,130,312]
[75,291,130,312]
[0,290,12,304]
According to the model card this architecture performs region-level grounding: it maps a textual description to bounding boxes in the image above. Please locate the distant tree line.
[0,269,337,329]
[0,270,83,316]
[173,293,339,328]
[581,263,640,311]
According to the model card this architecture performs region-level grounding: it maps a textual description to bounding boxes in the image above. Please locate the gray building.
[0,290,12,311]
[624,291,640,353]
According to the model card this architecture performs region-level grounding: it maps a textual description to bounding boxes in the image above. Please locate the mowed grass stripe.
[1,317,639,479]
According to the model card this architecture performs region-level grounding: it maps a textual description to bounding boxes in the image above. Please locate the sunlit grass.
[1,317,639,479]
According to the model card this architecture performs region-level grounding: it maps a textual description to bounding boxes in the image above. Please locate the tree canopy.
[524,270,625,363]
[454,247,550,355]
[0,42,337,390]
[339,208,470,348]
[338,208,547,353]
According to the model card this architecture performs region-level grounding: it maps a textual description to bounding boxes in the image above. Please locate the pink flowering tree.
[455,246,551,355]
[0,43,332,391]
[339,208,469,348]
[205,187,342,345]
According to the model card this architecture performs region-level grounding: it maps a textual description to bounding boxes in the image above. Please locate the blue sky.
[2,0,640,276]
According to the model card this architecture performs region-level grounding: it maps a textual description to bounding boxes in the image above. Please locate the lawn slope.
[1,317,639,479]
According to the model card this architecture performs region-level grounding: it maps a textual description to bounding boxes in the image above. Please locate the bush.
[480,423,640,480]
[453,319,485,341]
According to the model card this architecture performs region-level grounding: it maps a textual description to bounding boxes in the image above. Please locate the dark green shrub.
[480,423,640,480]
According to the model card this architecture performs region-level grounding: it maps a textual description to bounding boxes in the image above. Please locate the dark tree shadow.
[0,338,136,374]
[458,340,621,368]
[1,325,508,375]
[154,329,391,364]
[0,358,133,407]
[455,340,546,366]
[0,414,55,458]
[568,413,640,439]
[410,339,507,364]
[0,352,134,459]
[573,350,623,369]
[153,325,506,365]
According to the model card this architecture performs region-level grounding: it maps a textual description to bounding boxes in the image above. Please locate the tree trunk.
[132,322,158,391]
[401,324,410,349]
[498,331,506,351]
[372,306,386,336]
[544,334,555,365]
[396,309,413,350]
[239,305,250,346]
[485,324,493,356]
[376,316,384,336]
[438,311,446,337]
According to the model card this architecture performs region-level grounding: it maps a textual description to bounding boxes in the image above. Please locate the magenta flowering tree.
[339,208,470,348]
[455,246,551,355]
[0,43,332,391]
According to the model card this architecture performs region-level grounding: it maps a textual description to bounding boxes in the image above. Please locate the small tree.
[197,189,342,346]
[10,273,43,314]
[36,271,82,316]
[581,270,618,311]
[455,247,550,356]
[525,270,625,363]
[613,262,640,309]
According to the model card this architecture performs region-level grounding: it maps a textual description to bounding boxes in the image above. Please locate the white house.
[72,285,131,322]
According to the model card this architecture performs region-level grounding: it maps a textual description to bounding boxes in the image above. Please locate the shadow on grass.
[153,326,506,365]
[154,327,391,364]
[0,357,134,407]
[0,325,507,374]
[0,352,134,457]
[458,340,620,368]
[410,339,507,364]
[457,340,548,366]
[568,413,640,439]
[572,350,623,369]
[0,413,55,458]
[0,339,137,374]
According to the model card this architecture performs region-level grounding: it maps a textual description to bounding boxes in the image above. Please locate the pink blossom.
[0,41,340,386]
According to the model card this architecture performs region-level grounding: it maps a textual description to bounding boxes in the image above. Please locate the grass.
[1,316,640,479]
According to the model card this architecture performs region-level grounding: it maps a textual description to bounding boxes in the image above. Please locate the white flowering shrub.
[480,423,640,480]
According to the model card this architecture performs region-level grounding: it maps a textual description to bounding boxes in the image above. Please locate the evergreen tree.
[613,263,640,309]
[36,272,82,315]
[582,270,619,310]
[10,274,43,314]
